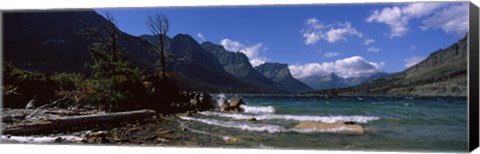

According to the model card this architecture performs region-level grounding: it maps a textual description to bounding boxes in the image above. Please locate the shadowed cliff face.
[255,63,313,93]
[338,35,468,97]
[3,10,159,74]
[167,34,259,92]
[142,34,286,93]
[201,42,287,93]
[3,11,282,93]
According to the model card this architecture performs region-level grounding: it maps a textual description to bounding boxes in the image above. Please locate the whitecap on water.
[290,126,359,133]
[214,93,227,108]
[179,116,285,133]
[240,105,275,114]
[179,116,368,134]
[199,111,380,123]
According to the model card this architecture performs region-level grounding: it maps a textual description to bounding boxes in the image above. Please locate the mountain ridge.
[299,72,387,90]
[335,35,468,97]
[255,62,313,93]
[4,10,467,96]
[201,42,287,93]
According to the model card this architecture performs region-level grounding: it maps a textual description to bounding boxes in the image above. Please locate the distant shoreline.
[211,93,468,99]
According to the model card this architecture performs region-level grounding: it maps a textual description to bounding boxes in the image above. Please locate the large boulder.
[294,121,365,134]
[196,92,214,110]
[219,96,244,112]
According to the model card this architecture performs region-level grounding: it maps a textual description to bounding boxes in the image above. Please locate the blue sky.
[96,2,469,79]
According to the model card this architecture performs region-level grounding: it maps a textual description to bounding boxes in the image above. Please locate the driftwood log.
[2,109,156,135]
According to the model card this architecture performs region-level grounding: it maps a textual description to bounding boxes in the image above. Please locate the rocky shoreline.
[0,108,242,146]
[0,94,250,146]
[1,94,368,147]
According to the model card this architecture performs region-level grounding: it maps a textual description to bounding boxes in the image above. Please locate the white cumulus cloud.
[289,56,385,79]
[402,2,445,18]
[421,3,469,36]
[302,18,363,45]
[324,52,340,58]
[197,33,206,42]
[366,2,464,38]
[325,22,363,43]
[404,56,426,68]
[303,32,321,45]
[367,6,408,38]
[220,39,267,67]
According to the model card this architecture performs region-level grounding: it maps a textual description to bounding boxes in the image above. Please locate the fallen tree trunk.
[0,135,84,143]
[2,109,157,135]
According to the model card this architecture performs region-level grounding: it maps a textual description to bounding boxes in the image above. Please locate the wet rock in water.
[219,97,245,112]
[54,137,63,142]
[344,121,356,125]
[247,118,257,122]
[228,97,243,108]
[173,91,215,113]
[294,121,365,134]
[197,92,214,110]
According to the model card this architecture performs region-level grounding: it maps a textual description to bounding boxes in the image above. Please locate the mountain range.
[335,34,468,97]
[3,10,312,93]
[254,63,313,93]
[3,10,467,96]
[299,72,387,90]
[200,42,289,92]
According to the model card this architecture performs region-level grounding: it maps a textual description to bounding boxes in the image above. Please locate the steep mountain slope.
[338,35,468,97]
[255,63,313,93]
[139,34,283,93]
[3,11,281,93]
[201,42,286,93]
[300,72,387,90]
[3,10,158,74]
[166,34,263,92]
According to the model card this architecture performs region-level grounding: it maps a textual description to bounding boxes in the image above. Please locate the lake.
[178,95,468,152]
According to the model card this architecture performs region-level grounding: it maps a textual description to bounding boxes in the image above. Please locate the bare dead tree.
[146,13,169,80]
[77,12,139,79]
[98,12,121,62]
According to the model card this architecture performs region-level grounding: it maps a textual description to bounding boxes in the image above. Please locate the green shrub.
[3,62,58,108]
[50,72,85,91]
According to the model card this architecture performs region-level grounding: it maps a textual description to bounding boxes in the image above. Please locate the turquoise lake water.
[179,95,468,152]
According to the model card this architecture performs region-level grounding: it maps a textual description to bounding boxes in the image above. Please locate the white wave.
[291,126,359,133]
[199,111,380,123]
[240,105,275,114]
[179,116,365,134]
[179,116,285,133]
[214,93,227,108]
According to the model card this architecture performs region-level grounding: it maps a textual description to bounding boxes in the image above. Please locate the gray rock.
[219,96,244,112]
